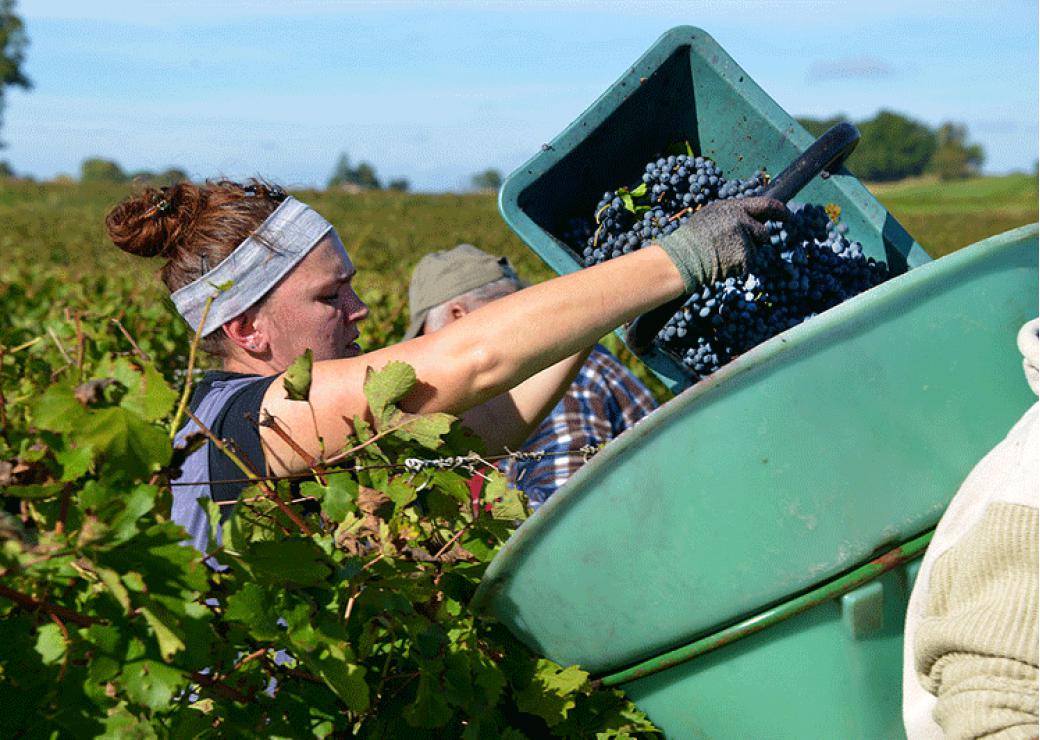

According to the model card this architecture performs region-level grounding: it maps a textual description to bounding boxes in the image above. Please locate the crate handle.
[761,122,860,202]
[624,122,861,356]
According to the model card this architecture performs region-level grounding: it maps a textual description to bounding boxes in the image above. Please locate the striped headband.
[170,197,334,336]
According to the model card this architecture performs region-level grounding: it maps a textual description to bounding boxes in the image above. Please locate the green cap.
[405,243,523,339]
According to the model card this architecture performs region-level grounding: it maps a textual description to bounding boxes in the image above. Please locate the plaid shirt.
[501,344,658,508]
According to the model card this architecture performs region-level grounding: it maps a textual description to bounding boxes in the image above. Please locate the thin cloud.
[808,55,897,81]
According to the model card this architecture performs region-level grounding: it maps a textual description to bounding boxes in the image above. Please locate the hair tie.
[144,189,173,219]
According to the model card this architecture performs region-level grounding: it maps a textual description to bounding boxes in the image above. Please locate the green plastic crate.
[497,25,932,393]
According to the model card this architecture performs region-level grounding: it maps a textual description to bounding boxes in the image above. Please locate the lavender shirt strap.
[171,376,262,555]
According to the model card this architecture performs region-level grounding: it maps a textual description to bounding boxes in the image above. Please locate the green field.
[2,174,1034,397]
[2,173,1034,277]
[866,173,1038,258]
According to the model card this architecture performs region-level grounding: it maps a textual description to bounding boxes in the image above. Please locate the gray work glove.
[658,196,787,291]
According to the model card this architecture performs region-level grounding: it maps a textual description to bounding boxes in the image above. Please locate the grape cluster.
[566,152,890,382]
[579,153,767,266]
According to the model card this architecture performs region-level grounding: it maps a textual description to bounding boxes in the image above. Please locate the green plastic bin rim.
[472,222,1040,622]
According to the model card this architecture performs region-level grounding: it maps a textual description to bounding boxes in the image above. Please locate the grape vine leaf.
[404,671,453,728]
[395,412,455,449]
[242,539,332,586]
[302,476,358,523]
[490,481,527,521]
[617,187,636,214]
[363,361,416,426]
[225,583,281,641]
[32,383,87,433]
[283,348,314,401]
[121,659,184,711]
[79,407,171,480]
[33,622,65,665]
[100,357,178,422]
[96,565,131,614]
[515,660,589,726]
[139,603,187,662]
[301,653,370,713]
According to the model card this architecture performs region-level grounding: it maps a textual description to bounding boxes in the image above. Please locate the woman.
[106,179,783,549]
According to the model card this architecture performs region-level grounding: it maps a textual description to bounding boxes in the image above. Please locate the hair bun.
[105,183,202,259]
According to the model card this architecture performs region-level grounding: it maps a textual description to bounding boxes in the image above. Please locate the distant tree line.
[796,110,984,181]
[77,158,188,186]
[327,153,409,192]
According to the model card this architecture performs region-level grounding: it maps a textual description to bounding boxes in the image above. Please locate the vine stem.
[433,526,468,560]
[0,583,103,627]
[322,417,427,466]
[0,346,6,430]
[258,412,327,484]
[72,310,85,382]
[183,408,313,536]
[189,671,252,703]
[49,613,71,682]
[169,294,216,440]
[110,318,151,362]
[46,326,73,365]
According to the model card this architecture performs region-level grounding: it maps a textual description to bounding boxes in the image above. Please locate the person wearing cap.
[406,244,658,507]
[105,179,784,550]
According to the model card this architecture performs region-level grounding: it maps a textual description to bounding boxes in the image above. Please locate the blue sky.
[5,0,1037,191]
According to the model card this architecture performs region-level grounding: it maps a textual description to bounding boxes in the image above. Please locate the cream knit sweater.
[903,319,1039,739]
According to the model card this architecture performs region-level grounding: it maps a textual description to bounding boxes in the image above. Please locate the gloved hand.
[657,196,787,291]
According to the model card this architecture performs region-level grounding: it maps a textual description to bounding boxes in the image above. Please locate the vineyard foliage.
[0,178,1035,735]
[0,201,657,734]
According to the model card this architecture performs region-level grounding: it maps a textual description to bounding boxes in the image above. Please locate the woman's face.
[254,232,369,368]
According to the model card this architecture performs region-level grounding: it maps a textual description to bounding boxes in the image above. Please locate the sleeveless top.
[171,373,277,554]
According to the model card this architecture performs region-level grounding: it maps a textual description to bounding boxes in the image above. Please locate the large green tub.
[477,23,1039,739]
[474,224,1037,671]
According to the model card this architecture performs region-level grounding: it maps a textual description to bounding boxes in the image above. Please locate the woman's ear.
[222,310,267,354]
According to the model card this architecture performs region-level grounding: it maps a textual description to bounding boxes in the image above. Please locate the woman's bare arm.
[258,246,683,474]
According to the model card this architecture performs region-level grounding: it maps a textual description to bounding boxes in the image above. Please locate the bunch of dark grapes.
[567,152,890,382]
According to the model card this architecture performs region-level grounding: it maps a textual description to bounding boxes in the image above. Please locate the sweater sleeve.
[914,502,1039,740]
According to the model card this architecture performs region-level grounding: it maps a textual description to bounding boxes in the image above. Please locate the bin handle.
[623,122,861,356]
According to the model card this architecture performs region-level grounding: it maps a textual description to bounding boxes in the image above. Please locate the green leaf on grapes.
[617,187,636,213]
[33,383,86,433]
[301,475,358,522]
[386,476,417,510]
[79,407,171,480]
[298,649,369,713]
[283,348,314,401]
[55,442,94,481]
[109,485,158,545]
[629,182,648,198]
[487,476,527,521]
[4,483,63,499]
